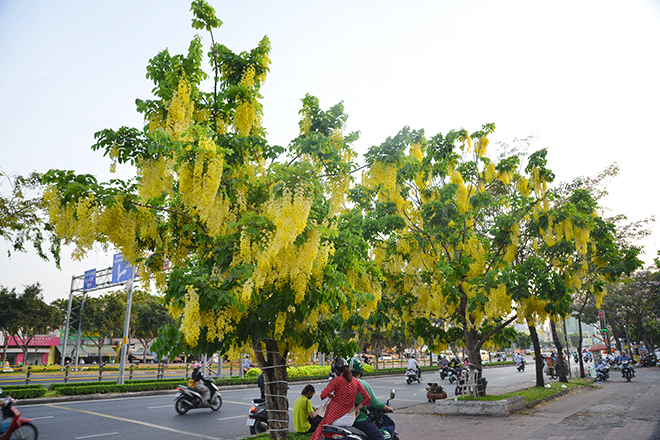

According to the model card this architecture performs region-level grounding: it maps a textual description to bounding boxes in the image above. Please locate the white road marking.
[30,416,54,420]
[146,405,172,409]
[217,415,250,421]
[75,432,119,439]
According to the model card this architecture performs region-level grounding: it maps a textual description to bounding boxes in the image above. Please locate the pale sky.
[1,0,659,304]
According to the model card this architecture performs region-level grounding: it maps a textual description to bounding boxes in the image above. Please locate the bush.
[0,385,47,399]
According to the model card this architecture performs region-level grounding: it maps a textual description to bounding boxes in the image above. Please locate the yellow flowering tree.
[42,3,379,437]
[355,125,568,375]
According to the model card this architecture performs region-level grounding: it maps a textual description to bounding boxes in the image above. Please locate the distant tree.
[134,296,175,362]
[11,283,60,364]
[513,331,532,351]
[0,170,60,265]
[82,293,125,363]
[0,287,20,364]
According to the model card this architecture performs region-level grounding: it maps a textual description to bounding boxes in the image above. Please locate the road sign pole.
[116,269,135,385]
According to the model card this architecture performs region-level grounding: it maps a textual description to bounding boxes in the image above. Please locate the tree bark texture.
[253,338,289,440]
[550,320,568,383]
[528,323,545,387]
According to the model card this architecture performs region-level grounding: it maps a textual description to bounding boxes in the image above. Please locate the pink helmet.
[193,362,201,369]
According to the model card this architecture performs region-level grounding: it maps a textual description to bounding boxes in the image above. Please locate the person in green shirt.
[349,357,393,440]
[293,384,321,434]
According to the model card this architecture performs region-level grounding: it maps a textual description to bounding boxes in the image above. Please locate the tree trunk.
[528,323,545,387]
[577,313,585,378]
[550,320,568,383]
[253,338,289,440]
[464,327,483,378]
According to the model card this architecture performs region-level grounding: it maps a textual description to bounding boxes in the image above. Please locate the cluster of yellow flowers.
[181,285,201,346]
[450,168,471,214]
[166,79,194,142]
[138,156,173,202]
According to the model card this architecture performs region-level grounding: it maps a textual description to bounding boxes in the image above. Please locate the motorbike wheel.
[455,386,462,396]
[249,420,269,435]
[440,372,447,380]
[406,377,412,385]
[392,435,400,440]
[626,372,631,382]
[211,395,223,411]
[8,423,38,440]
[175,397,191,415]
[449,376,456,384]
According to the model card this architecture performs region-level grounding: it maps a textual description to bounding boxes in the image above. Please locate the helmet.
[332,356,348,373]
[411,354,416,359]
[348,357,364,375]
[193,362,201,369]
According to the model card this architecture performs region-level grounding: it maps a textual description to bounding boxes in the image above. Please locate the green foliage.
[0,170,61,266]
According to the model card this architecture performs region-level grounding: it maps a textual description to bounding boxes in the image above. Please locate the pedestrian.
[293,384,321,434]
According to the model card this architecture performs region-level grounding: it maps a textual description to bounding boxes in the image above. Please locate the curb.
[17,383,257,406]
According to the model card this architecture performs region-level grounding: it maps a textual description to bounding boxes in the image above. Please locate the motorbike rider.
[515,352,524,365]
[349,357,393,440]
[191,362,211,405]
[439,356,449,368]
[406,354,421,379]
[620,351,635,377]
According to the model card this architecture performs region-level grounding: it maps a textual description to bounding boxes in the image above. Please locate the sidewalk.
[394,368,660,440]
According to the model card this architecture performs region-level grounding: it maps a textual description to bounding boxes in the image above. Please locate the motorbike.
[426,382,447,402]
[174,378,223,414]
[439,365,451,380]
[320,389,399,440]
[246,398,268,435]
[639,354,657,367]
[0,390,38,440]
[405,368,421,384]
[516,359,525,372]
[595,360,610,382]
[447,366,462,384]
[621,361,634,382]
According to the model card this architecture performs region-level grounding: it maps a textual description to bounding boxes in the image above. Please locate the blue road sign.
[84,269,96,290]
[112,253,134,283]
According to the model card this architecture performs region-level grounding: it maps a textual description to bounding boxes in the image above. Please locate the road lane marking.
[217,415,250,421]
[46,404,223,440]
[223,400,255,407]
[146,405,172,409]
[75,432,119,439]
[31,416,54,420]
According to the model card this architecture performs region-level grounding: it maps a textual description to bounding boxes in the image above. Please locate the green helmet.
[349,357,364,375]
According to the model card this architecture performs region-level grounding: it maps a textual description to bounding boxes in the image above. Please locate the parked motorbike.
[320,389,398,440]
[405,368,421,384]
[246,398,268,435]
[426,383,447,402]
[639,354,657,367]
[174,378,223,414]
[621,361,634,382]
[0,390,38,440]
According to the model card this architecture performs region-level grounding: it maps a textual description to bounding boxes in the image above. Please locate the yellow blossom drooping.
[181,285,201,346]
[476,137,489,157]
[166,78,194,142]
[485,162,496,182]
[410,143,423,162]
[234,98,256,136]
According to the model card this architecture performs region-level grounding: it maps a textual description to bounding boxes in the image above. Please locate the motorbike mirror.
[390,388,396,399]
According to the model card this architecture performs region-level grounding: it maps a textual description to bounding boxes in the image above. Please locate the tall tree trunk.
[464,327,483,377]
[550,320,568,383]
[577,312,585,378]
[253,338,289,440]
[528,323,545,387]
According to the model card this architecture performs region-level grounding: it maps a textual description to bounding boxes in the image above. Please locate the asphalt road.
[13,363,535,440]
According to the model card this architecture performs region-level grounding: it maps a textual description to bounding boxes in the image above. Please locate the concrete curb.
[435,395,526,416]
[16,383,256,406]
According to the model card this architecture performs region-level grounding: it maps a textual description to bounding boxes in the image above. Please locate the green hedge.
[55,381,185,396]
[0,385,47,399]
